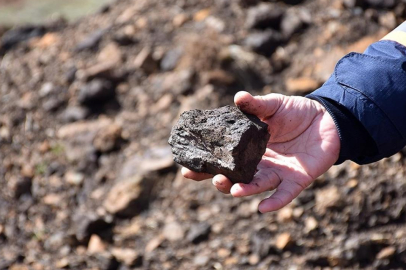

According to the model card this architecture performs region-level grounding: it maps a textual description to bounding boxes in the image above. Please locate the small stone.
[134,47,158,73]
[225,256,239,266]
[119,146,175,179]
[11,177,32,199]
[78,79,116,106]
[163,221,185,242]
[0,125,10,142]
[135,17,148,28]
[277,206,293,222]
[202,69,235,86]
[246,3,284,30]
[104,175,154,217]
[378,12,397,29]
[65,171,84,186]
[275,232,293,250]
[169,105,269,184]
[281,10,305,38]
[305,216,318,233]
[145,236,164,253]
[55,258,69,269]
[97,43,122,67]
[194,9,211,22]
[31,32,60,48]
[87,234,106,254]
[193,255,210,266]
[43,193,62,206]
[65,66,77,84]
[62,106,89,122]
[75,29,105,52]
[285,77,319,94]
[249,254,260,265]
[347,179,358,188]
[217,248,231,258]
[44,232,68,250]
[113,31,138,46]
[21,164,34,179]
[160,48,183,71]
[343,0,357,8]
[39,82,55,97]
[1,25,46,52]
[18,92,35,109]
[9,264,29,270]
[205,16,226,32]
[376,246,396,260]
[58,118,116,163]
[93,123,122,153]
[187,223,211,244]
[116,8,137,24]
[315,186,342,214]
[244,30,284,56]
[252,228,272,258]
[156,69,195,96]
[74,212,112,243]
[42,97,66,112]
[111,248,142,266]
[173,13,189,27]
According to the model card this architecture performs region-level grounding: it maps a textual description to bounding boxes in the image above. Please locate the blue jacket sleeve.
[308,40,406,164]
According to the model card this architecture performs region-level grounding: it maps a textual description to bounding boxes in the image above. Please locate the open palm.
[182,91,340,213]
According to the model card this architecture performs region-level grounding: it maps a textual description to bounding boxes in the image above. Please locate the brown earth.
[0,0,406,269]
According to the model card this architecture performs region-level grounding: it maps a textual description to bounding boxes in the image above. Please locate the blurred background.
[0,0,406,269]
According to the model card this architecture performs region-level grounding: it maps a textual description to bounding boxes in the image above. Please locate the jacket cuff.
[307,95,378,165]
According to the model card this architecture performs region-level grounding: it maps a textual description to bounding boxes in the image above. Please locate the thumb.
[234,91,284,119]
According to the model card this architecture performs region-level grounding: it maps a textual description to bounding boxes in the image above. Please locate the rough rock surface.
[169,105,270,184]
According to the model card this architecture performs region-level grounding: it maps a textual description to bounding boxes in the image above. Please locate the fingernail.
[258,202,266,213]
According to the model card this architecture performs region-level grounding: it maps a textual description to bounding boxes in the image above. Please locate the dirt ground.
[0,0,406,269]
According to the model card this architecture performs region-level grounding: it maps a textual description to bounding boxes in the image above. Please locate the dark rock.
[92,254,120,270]
[283,0,305,4]
[238,0,259,7]
[160,48,183,71]
[305,253,331,267]
[251,228,272,258]
[74,212,113,243]
[78,79,116,105]
[75,29,106,52]
[65,66,77,84]
[13,177,32,199]
[169,105,269,184]
[347,0,396,9]
[113,33,138,46]
[1,25,46,52]
[244,30,284,57]
[365,0,396,9]
[187,223,211,244]
[245,3,284,30]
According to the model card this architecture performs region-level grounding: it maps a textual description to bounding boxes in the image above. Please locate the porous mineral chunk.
[168,105,270,184]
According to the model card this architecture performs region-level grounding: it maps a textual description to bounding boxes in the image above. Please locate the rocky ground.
[0,0,406,269]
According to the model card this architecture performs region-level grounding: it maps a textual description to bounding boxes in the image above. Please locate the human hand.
[182,91,340,213]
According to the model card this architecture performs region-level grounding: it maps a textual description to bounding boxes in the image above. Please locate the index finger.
[181,167,213,181]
